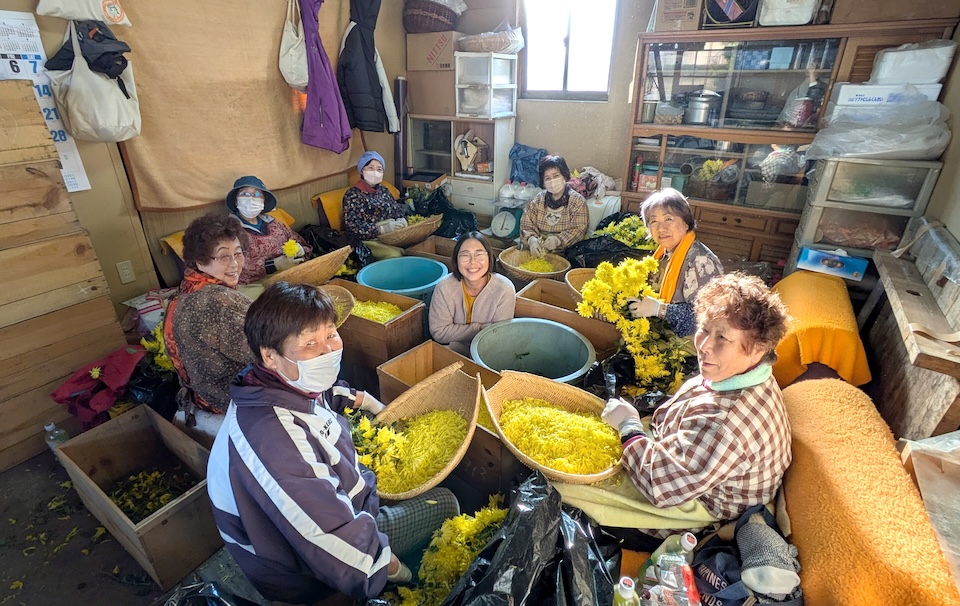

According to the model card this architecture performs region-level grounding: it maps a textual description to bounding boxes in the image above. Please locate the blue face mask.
[277,348,343,394]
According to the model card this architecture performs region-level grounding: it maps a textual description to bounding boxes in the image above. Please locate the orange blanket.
[782,379,960,606]
[772,270,871,387]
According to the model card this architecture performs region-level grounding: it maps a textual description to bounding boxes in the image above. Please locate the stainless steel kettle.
[683,91,721,125]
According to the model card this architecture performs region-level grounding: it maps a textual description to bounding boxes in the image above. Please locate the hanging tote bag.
[36,0,132,26]
[47,22,141,143]
[279,0,309,92]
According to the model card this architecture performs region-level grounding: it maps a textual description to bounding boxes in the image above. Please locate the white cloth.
[587,195,622,233]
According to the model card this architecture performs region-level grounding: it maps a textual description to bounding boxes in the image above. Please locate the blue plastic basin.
[356,257,448,304]
[470,318,596,385]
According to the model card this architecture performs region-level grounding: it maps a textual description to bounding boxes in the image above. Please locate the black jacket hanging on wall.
[336,0,399,133]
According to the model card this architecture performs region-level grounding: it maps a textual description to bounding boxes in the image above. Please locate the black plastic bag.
[442,471,620,606]
[298,224,374,274]
[595,211,640,231]
[164,581,259,606]
[124,358,179,421]
[408,188,479,239]
[564,235,651,269]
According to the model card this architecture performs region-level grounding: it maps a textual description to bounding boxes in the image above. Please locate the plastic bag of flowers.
[484,371,622,484]
[351,363,481,501]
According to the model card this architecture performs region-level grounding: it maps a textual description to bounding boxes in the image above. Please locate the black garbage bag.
[442,471,620,606]
[164,581,259,606]
[298,224,374,276]
[125,358,179,421]
[509,143,547,186]
[564,235,650,269]
[408,188,479,239]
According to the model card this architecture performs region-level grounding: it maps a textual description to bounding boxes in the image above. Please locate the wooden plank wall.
[0,80,125,471]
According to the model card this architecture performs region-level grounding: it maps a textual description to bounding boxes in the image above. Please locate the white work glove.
[602,398,644,438]
[269,255,304,274]
[527,236,542,257]
[293,242,306,258]
[628,296,664,319]
[377,218,408,235]
[387,557,413,584]
[543,235,562,252]
[359,392,386,415]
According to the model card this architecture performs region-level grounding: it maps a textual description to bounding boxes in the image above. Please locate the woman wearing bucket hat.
[342,151,409,259]
[226,175,312,284]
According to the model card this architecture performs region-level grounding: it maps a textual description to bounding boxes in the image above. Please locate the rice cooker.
[684,91,721,125]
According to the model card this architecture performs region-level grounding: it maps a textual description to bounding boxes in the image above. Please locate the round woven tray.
[498,246,571,282]
[458,28,524,54]
[378,214,442,248]
[374,363,481,501]
[318,284,355,328]
[564,267,596,304]
[484,370,621,484]
[261,245,352,288]
[402,0,457,33]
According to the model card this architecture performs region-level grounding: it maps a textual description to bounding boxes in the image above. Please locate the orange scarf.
[653,230,696,303]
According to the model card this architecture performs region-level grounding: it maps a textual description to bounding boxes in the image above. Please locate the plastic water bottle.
[613,576,642,606]
[639,532,698,584]
[498,180,516,206]
[521,182,539,201]
[44,422,70,452]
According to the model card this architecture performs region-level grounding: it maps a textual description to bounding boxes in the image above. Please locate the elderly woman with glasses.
[163,214,256,444]
[429,232,516,355]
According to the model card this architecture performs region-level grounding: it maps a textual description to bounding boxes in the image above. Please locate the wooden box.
[56,406,222,590]
[376,340,501,403]
[329,278,427,370]
[451,423,527,501]
[515,279,622,359]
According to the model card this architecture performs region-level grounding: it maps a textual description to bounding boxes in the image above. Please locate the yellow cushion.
[311,181,401,232]
[159,209,296,261]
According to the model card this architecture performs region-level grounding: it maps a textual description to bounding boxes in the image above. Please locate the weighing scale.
[490,205,524,240]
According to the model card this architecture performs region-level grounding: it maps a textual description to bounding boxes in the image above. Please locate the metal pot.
[684,92,721,125]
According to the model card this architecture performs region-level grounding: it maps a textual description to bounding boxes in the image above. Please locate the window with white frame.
[520,0,619,101]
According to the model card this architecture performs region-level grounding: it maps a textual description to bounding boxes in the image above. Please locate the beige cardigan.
[428,273,516,356]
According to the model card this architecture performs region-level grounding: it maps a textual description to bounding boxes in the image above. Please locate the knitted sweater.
[428,273,516,356]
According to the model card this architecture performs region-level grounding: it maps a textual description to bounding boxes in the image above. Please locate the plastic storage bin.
[455,52,517,118]
[796,204,910,255]
[807,158,941,213]
[470,318,596,384]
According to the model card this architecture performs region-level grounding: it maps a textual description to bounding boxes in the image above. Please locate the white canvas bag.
[279,0,309,92]
[47,22,141,143]
[36,0,132,26]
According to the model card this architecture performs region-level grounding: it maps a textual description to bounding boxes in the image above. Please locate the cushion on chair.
[772,270,871,388]
[159,209,296,262]
[782,378,960,606]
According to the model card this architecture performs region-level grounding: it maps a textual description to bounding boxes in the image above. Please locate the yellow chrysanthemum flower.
[282,239,300,258]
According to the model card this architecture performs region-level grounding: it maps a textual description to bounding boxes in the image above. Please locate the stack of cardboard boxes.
[406,31,462,116]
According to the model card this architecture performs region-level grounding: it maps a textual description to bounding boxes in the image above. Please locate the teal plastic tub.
[356,257,448,305]
[470,318,596,385]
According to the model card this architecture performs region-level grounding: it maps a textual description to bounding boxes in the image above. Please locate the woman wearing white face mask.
[207,282,459,604]
[342,151,409,259]
[225,175,312,284]
[519,155,590,256]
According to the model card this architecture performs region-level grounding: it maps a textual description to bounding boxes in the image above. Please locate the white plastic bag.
[36,0,131,26]
[47,22,141,142]
[279,0,308,92]
[869,40,957,85]
[758,0,819,26]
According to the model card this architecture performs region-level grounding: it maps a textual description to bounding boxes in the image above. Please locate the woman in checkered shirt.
[602,273,792,548]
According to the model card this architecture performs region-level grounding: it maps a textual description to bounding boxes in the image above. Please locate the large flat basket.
[378,214,443,248]
[262,245,351,287]
[498,246,571,282]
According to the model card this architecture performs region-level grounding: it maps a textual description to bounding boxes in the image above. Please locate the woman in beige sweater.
[429,232,516,356]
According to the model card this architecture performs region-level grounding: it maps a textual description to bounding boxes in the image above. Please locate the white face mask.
[544,176,566,197]
[362,168,384,187]
[236,195,265,219]
[277,348,343,394]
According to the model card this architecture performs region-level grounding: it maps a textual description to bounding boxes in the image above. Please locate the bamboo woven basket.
[378,215,443,248]
[484,370,621,484]
[320,284,355,328]
[564,267,596,304]
[374,363,481,501]
[402,0,457,33]
[261,245,351,287]
[498,246,571,282]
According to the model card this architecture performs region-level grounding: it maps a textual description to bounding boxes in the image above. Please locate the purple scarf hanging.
[300,0,352,152]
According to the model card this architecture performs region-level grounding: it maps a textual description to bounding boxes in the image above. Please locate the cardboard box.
[515,279,622,359]
[796,246,868,281]
[407,70,457,116]
[377,340,501,404]
[329,278,427,370]
[745,181,808,212]
[402,171,448,192]
[653,0,703,31]
[451,424,527,501]
[407,31,463,71]
[56,406,222,589]
[831,83,943,105]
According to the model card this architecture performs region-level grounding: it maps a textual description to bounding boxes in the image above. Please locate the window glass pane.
[524,0,572,91]
[567,0,616,92]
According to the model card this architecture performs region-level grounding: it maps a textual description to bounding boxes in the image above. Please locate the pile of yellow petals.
[406,214,426,225]
[477,405,496,433]
[499,397,620,475]
[383,497,507,605]
[518,257,555,273]
[592,215,657,250]
[352,300,403,323]
[108,465,196,524]
[352,410,467,495]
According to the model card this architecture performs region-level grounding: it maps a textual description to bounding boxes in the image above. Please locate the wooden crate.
[404,236,506,272]
[515,279,622,359]
[56,406,222,589]
[451,424,527,501]
[376,340,500,403]
[329,278,427,370]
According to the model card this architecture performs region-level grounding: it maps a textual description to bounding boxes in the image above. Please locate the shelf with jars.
[622,19,957,264]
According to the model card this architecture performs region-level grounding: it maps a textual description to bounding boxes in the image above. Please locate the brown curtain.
[119,0,362,211]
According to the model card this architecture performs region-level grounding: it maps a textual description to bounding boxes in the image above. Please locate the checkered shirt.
[520,189,590,251]
[621,372,792,522]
